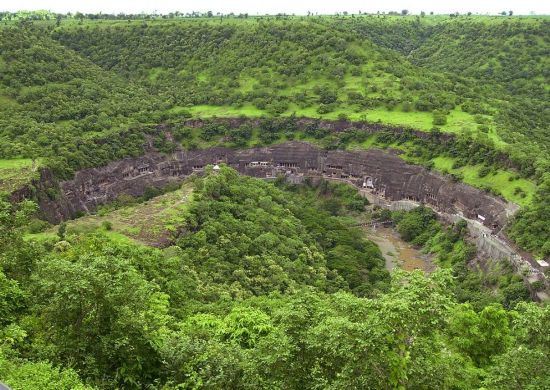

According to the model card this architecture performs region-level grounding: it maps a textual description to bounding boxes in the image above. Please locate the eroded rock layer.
[38,142,517,232]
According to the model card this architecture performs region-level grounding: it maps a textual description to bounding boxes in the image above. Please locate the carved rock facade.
[38,142,517,233]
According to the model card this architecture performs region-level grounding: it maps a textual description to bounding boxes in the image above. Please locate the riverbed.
[364,226,435,272]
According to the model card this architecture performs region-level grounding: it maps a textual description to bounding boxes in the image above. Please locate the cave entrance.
[363,177,374,189]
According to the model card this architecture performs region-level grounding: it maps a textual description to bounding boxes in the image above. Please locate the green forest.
[1,167,548,389]
[0,14,548,256]
[0,11,549,389]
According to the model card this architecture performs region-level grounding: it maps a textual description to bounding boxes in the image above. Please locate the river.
[364,226,435,272]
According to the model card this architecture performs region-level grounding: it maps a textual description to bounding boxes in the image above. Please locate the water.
[364,226,435,272]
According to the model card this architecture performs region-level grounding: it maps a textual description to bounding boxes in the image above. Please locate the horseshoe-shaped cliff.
[18,140,548,280]
[38,141,517,228]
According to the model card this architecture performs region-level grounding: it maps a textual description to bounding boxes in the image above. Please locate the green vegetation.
[1,168,549,389]
[31,182,193,246]
[432,156,536,206]
[1,16,548,176]
[0,158,40,192]
[508,175,550,258]
[50,16,548,173]
[0,15,548,255]
[386,206,531,309]
[0,12,549,388]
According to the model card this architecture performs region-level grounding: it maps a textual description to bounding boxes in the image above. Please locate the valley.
[0,10,548,390]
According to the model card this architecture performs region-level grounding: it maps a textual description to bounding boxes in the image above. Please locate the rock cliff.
[34,142,517,233]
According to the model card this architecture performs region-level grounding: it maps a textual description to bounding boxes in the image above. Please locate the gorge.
[19,141,548,286]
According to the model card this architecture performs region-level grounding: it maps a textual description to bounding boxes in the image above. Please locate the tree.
[75,12,84,24]
[30,235,171,388]
[485,347,550,389]
[0,199,36,255]
[0,356,92,390]
[0,199,39,281]
[0,271,25,327]
[315,85,338,105]
[448,303,513,367]
[484,302,550,388]
[401,10,409,16]
[396,206,437,243]
[57,222,66,240]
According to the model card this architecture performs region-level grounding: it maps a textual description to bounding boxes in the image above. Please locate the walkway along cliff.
[19,141,548,291]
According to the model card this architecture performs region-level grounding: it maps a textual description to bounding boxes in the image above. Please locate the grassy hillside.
[0,158,40,192]
[1,16,546,175]
[0,25,164,176]
[51,16,548,171]
[31,182,193,246]
[54,19,483,134]
[1,15,548,256]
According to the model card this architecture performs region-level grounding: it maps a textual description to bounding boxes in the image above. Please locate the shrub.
[57,222,67,240]
[337,113,349,121]
[402,101,413,112]
[317,104,333,114]
[478,165,491,178]
[143,186,162,201]
[449,173,464,182]
[27,218,50,234]
[530,280,544,291]
[432,110,448,126]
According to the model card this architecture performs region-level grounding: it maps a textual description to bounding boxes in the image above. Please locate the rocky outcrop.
[33,142,517,234]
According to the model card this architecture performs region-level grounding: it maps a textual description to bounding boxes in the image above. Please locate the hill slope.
[1,15,548,256]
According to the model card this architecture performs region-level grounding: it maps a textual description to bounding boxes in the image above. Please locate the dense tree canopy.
[0,14,549,388]
[0,168,548,388]
[0,16,548,176]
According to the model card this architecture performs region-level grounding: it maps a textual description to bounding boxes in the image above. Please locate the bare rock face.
[36,142,516,232]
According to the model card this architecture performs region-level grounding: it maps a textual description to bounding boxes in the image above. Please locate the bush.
[143,186,162,201]
[478,165,491,178]
[27,218,50,234]
[449,173,464,183]
[317,104,334,114]
[402,101,413,112]
[432,110,448,126]
[57,222,67,240]
[314,85,338,104]
[101,221,113,231]
[452,159,467,169]
[513,187,526,198]
[337,113,349,121]
[530,280,544,291]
